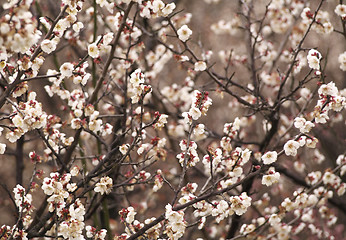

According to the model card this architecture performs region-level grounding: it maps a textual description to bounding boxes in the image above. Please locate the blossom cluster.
[165,204,187,240]
[0,0,345,240]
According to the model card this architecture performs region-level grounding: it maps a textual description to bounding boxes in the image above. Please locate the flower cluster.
[137,137,167,161]
[88,32,114,59]
[210,17,241,36]
[59,199,86,240]
[128,68,152,104]
[165,204,187,240]
[223,117,241,139]
[182,90,212,123]
[301,7,334,35]
[153,112,168,130]
[119,206,137,224]
[86,226,107,240]
[0,0,345,240]
[94,176,113,195]
[262,167,280,186]
[139,1,176,19]
[7,92,47,143]
[177,139,200,168]
[229,192,252,216]
[42,172,74,212]
[0,0,42,56]
[294,117,315,133]
[13,184,33,217]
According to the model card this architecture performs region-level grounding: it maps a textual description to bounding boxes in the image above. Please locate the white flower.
[95,229,107,240]
[41,39,57,54]
[322,171,338,186]
[60,62,74,78]
[119,144,129,155]
[306,137,318,148]
[178,55,189,62]
[88,43,100,58]
[70,166,80,177]
[284,140,300,156]
[211,200,229,223]
[153,114,168,130]
[96,0,108,7]
[177,25,192,42]
[152,0,164,13]
[103,32,114,45]
[294,117,306,129]
[301,121,314,133]
[194,61,207,71]
[338,51,346,71]
[335,4,346,18]
[281,198,296,212]
[69,199,85,222]
[130,68,145,86]
[162,3,176,17]
[189,106,201,120]
[59,219,85,240]
[101,123,113,136]
[71,118,82,129]
[0,143,6,154]
[261,151,277,164]
[307,49,321,70]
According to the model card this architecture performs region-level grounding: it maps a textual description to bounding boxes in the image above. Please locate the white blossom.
[338,51,346,71]
[41,39,57,54]
[194,61,207,71]
[335,4,346,18]
[284,140,300,156]
[177,25,192,42]
[60,62,74,78]
[261,151,277,164]
[0,143,6,154]
[307,49,321,70]
[88,43,100,58]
